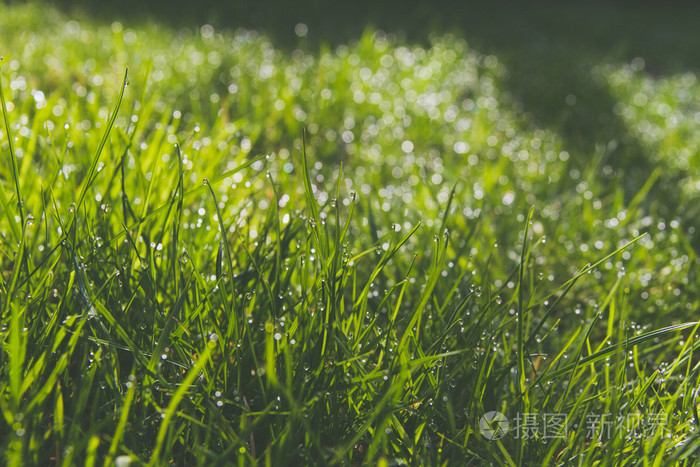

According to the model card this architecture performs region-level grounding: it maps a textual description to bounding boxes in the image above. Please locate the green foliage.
[1,2,700,465]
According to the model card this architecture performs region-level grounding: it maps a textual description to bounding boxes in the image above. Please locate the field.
[2,1,700,464]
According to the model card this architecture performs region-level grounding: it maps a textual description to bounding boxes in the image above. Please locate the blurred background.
[20,0,700,62]
[22,0,700,163]
[4,0,700,248]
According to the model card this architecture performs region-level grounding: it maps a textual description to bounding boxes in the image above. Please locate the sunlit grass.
[1,2,700,464]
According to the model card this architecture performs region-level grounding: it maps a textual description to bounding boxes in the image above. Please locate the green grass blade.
[0,59,24,226]
[74,67,128,216]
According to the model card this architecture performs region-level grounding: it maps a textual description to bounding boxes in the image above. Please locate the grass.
[1,2,700,465]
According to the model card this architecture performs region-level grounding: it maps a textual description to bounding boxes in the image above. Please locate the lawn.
[1,1,700,464]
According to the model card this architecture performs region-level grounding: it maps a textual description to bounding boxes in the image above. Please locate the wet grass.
[1,2,700,465]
